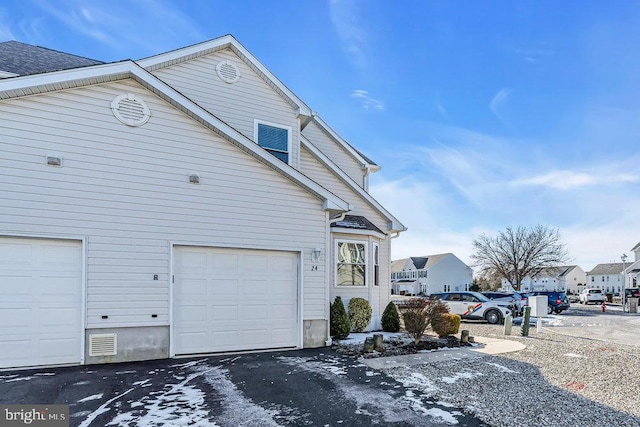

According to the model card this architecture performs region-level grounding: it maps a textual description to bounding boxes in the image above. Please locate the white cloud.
[351,89,385,110]
[329,0,368,67]
[514,170,639,190]
[489,88,513,128]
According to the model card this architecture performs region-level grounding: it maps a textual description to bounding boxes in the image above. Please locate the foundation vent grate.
[89,333,117,356]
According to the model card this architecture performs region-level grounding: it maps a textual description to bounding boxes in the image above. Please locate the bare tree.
[471,225,570,292]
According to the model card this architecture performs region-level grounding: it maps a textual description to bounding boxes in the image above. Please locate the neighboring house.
[502,265,587,294]
[586,264,625,295]
[0,35,405,369]
[623,241,640,290]
[390,253,472,296]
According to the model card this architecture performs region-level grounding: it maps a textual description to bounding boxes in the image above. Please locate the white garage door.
[173,246,299,355]
[0,237,83,369]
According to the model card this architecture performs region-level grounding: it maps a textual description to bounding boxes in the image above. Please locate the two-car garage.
[0,238,300,369]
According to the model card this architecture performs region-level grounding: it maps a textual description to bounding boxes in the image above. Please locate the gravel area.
[381,324,640,427]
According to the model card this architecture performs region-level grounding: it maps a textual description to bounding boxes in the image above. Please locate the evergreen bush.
[348,297,372,332]
[432,313,461,338]
[381,301,400,332]
[330,296,351,340]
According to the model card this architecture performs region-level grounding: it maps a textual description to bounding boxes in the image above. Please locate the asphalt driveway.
[0,348,487,426]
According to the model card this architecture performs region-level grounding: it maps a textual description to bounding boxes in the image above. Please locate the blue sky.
[2,0,639,271]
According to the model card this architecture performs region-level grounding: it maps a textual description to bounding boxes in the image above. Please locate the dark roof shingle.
[0,41,103,76]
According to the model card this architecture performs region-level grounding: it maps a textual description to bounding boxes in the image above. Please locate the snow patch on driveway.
[280,356,462,425]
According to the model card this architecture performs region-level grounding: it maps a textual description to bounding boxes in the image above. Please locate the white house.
[0,36,405,369]
[504,265,587,293]
[586,263,625,295]
[390,254,472,296]
[623,241,640,289]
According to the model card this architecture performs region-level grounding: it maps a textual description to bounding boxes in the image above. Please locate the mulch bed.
[332,334,473,359]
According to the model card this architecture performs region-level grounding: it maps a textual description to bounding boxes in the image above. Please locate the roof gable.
[137,35,312,120]
[588,263,625,275]
[0,40,103,76]
[0,61,348,213]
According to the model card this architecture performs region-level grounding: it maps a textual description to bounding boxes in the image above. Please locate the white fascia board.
[0,61,349,214]
[0,61,133,95]
[311,115,380,172]
[136,34,312,118]
[301,136,406,233]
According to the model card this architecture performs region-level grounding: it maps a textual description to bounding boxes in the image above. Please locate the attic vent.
[111,93,150,126]
[89,333,117,356]
[216,60,240,84]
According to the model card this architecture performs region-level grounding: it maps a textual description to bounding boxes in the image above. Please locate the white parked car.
[429,291,512,324]
[579,288,606,305]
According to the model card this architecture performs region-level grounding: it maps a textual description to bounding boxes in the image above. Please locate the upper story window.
[254,120,291,164]
[336,240,366,286]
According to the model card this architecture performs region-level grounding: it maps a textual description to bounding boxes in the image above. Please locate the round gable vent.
[111,93,151,126]
[216,60,241,84]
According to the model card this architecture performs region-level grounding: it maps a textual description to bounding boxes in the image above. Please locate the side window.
[336,241,367,286]
[373,243,379,287]
[254,120,291,164]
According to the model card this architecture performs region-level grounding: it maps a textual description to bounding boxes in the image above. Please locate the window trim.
[373,242,379,287]
[335,239,368,287]
[253,119,292,165]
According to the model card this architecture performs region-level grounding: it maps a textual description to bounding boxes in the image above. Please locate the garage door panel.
[272,304,296,319]
[0,242,32,265]
[179,278,207,295]
[0,237,82,369]
[243,280,267,296]
[0,340,31,361]
[244,255,268,272]
[0,276,31,296]
[211,253,239,271]
[211,306,238,321]
[38,244,81,268]
[40,338,79,358]
[242,305,267,320]
[40,307,78,327]
[175,304,207,322]
[210,279,238,296]
[174,246,298,355]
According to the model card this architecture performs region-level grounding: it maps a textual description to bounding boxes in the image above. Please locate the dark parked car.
[524,291,570,314]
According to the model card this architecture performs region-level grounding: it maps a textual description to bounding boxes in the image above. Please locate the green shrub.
[400,298,429,344]
[432,313,461,338]
[425,299,449,329]
[381,301,400,332]
[347,297,372,332]
[330,296,351,340]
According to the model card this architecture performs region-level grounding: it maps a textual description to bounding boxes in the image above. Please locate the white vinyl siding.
[300,145,388,232]
[0,79,328,328]
[151,49,301,169]
[302,120,365,187]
